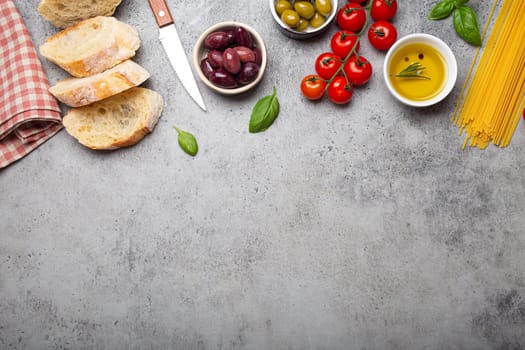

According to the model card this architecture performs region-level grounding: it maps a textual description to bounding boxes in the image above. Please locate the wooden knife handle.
[148,0,174,27]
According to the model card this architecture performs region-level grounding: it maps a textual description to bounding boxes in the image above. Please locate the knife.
[147,0,206,111]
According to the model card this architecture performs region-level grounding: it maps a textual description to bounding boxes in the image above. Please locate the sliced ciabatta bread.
[62,87,163,150]
[39,16,140,78]
[38,0,122,28]
[49,60,150,107]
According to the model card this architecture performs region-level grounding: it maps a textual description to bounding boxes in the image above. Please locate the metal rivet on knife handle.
[147,0,174,27]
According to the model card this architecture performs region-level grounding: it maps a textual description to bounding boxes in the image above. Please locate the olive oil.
[388,43,447,101]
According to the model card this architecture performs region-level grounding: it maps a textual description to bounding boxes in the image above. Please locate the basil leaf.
[249,87,280,133]
[428,0,456,20]
[173,126,198,156]
[455,0,469,7]
[453,5,482,46]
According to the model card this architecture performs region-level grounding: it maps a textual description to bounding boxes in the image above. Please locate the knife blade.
[148,0,206,111]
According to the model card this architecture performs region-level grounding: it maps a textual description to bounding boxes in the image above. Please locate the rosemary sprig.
[394,62,431,80]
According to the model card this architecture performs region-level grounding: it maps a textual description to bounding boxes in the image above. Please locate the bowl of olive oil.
[383,33,457,107]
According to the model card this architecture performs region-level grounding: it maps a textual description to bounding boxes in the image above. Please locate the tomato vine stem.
[322,1,372,92]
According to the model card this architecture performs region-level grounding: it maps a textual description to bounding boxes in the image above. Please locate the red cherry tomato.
[327,76,353,104]
[368,21,397,51]
[301,74,327,100]
[370,0,398,21]
[336,3,367,33]
[315,52,342,80]
[330,30,361,59]
[343,55,373,86]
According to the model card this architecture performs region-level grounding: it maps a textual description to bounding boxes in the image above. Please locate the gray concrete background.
[2,0,525,349]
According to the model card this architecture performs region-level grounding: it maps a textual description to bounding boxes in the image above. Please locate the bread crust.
[62,88,164,150]
[38,0,123,28]
[49,60,150,107]
[39,16,140,77]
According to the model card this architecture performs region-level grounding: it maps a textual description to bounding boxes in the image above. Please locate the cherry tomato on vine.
[344,55,373,86]
[315,52,342,80]
[301,74,327,100]
[330,30,361,59]
[368,21,397,51]
[336,3,367,33]
[370,0,397,21]
[327,76,353,104]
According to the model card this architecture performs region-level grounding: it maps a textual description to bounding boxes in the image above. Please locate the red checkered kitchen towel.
[0,0,62,169]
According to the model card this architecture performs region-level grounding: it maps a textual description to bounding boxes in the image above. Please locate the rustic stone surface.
[1,1,524,349]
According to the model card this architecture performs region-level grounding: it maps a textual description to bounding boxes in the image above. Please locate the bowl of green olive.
[270,0,337,39]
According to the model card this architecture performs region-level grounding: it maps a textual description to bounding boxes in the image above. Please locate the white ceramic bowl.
[383,33,457,107]
[269,0,338,40]
[193,21,267,95]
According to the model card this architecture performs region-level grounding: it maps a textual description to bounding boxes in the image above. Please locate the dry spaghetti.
[452,0,525,149]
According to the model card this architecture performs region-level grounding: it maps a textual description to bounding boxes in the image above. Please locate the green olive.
[310,12,326,28]
[294,1,316,20]
[275,0,292,16]
[315,0,332,17]
[281,9,301,27]
[295,18,310,31]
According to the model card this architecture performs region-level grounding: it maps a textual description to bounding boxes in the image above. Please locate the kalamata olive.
[232,46,255,63]
[207,50,224,68]
[204,31,230,50]
[234,26,254,48]
[225,29,236,45]
[253,46,263,66]
[237,62,260,85]
[200,58,215,79]
[209,68,238,88]
[223,48,241,74]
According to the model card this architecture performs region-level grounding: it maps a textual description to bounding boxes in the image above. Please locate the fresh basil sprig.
[249,87,280,133]
[173,126,198,156]
[428,0,482,46]
[428,0,455,20]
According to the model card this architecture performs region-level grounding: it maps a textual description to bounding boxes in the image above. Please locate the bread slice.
[39,16,140,78]
[38,0,122,28]
[49,60,150,107]
[62,87,163,150]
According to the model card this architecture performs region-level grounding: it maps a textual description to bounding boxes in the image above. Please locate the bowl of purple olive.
[193,21,267,95]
